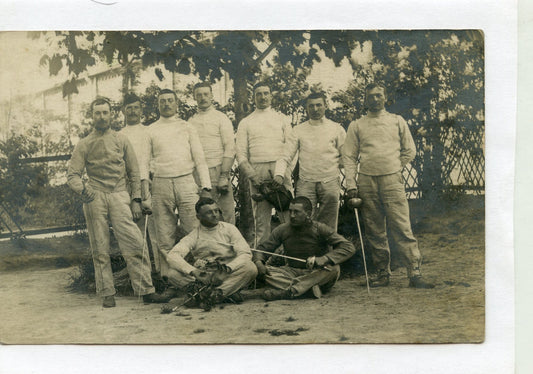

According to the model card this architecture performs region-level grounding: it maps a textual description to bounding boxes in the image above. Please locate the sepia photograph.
[0,0,518,372]
[0,29,485,345]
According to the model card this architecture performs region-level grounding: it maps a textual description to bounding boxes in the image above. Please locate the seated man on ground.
[254,196,356,301]
[163,198,258,307]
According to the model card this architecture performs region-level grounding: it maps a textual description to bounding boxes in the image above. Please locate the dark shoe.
[103,295,116,308]
[143,293,172,304]
[159,287,180,300]
[240,288,266,300]
[409,276,435,289]
[224,291,244,304]
[262,288,292,301]
[369,273,390,288]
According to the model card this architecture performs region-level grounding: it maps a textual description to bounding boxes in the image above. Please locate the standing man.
[67,97,169,307]
[189,82,236,225]
[119,93,161,274]
[165,198,257,307]
[143,88,212,287]
[253,196,355,301]
[342,83,434,288]
[273,92,346,230]
[236,81,294,247]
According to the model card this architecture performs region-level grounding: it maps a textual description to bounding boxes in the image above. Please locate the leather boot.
[102,295,116,308]
[369,270,390,287]
[262,288,292,301]
[143,293,171,304]
[408,276,435,289]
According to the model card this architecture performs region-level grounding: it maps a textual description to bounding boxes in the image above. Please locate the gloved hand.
[216,175,230,195]
[211,267,230,287]
[81,186,96,204]
[271,175,284,190]
[199,188,212,199]
[142,196,152,215]
[217,263,232,274]
[314,256,330,267]
[306,255,331,270]
[345,188,358,200]
[130,200,142,221]
[191,269,212,285]
[254,260,270,278]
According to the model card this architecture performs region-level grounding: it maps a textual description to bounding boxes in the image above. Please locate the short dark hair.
[90,97,111,113]
[195,197,217,213]
[305,92,327,105]
[193,82,213,93]
[158,88,178,100]
[253,81,271,93]
[290,196,313,214]
[123,93,141,107]
[365,83,387,97]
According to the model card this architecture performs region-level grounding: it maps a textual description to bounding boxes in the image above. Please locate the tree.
[31,30,385,238]
[30,31,147,98]
[259,62,313,126]
[31,29,485,244]
[329,30,484,201]
[132,30,354,238]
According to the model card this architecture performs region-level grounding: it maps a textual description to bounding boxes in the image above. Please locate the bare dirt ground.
[0,196,484,345]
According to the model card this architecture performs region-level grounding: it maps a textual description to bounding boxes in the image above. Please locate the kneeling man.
[254,196,355,300]
[164,198,257,304]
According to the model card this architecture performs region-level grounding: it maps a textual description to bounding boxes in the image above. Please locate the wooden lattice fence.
[1,120,484,238]
[230,120,485,203]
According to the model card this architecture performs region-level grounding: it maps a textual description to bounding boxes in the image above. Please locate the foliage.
[30,31,98,97]
[259,63,312,126]
[329,30,484,198]
[16,184,85,228]
[30,30,484,239]
[33,31,329,121]
[0,131,47,210]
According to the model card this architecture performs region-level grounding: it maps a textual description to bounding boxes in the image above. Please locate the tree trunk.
[172,72,179,92]
[122,70,130,99]
[121,54,131,100]
[233,73,250,125]
[233,72,254,242]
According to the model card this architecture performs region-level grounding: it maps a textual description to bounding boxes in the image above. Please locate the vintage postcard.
[0,0,515,373]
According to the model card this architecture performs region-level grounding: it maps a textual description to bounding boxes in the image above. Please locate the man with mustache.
[273,92,346,230]
[235,81,295,247]
[119,93,161,274]
[342,83,434,289]
[142,89,212,291]
[67,97,170,307]
[188,82,236,225]
[253,196,355,301]
[164,198,257,307]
